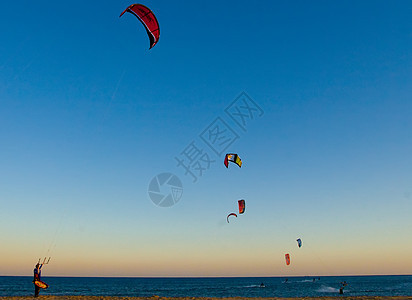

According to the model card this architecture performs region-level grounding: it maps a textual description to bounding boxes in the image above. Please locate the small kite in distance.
[297,238,302,248]
[227,213,237,223]
[120,4,160,49]
[285,253,291,265]
[224,154,242,168]
[238,200,245,214]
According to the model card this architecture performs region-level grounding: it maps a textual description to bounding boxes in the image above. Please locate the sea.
[1,275,411,297]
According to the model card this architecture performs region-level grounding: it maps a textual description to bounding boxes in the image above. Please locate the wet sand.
[1,296,412,300]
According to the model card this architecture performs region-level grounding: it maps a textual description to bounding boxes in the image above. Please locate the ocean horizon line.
[1,274,411,278]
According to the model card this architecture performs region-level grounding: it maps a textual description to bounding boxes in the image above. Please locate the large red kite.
[120,4,160,49]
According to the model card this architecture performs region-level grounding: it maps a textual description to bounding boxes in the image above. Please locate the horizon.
[2,274,412,278]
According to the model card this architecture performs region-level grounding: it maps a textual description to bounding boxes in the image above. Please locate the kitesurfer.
[33,263,43,297]
[260,282,265,288]
[339,281,347,294]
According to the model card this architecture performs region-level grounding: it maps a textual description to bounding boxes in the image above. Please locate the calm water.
[0,275,411,297]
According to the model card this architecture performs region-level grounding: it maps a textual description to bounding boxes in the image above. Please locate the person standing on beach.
[33,262,43,297]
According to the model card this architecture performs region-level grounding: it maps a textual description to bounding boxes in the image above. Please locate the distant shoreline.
[1,296,412,300]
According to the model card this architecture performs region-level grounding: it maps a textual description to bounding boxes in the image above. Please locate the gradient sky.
[1,0,411,277]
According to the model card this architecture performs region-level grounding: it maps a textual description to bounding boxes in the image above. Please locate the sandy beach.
[1,296,412,300]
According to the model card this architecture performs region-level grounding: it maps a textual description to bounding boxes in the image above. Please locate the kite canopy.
[227,213,237,223]
[285,253,290,265]
[224,153,242,168]
[120,4,160,49]
[238,200,245,214]
[297,238,302,248]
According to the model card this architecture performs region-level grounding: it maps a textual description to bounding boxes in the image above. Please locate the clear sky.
[0,0,411,277]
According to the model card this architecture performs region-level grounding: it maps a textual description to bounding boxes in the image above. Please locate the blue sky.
[0,0,411,276]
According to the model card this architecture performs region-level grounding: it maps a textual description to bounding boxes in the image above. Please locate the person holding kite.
[33,258,50,297]
[33,262,43,297]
